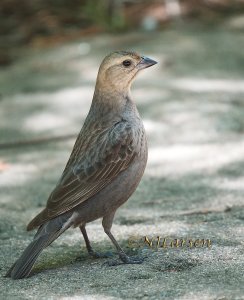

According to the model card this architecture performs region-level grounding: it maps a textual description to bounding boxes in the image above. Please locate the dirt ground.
[0,22,244,299]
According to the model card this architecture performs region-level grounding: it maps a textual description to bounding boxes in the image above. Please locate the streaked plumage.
[6,51,157,279]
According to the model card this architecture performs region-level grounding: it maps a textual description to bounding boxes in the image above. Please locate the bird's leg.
[79,225,93,255]
[102,212,144,265]
[79,225,112,259]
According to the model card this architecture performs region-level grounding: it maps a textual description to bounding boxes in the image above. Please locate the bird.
[6,51,157,279]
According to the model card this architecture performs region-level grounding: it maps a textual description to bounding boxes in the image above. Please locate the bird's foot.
[104,252,144,266]
[75,250,113,262]
[119,252,144,264]
[88,249,113,259]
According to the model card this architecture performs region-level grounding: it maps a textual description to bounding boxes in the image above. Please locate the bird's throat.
[89,87,136,122]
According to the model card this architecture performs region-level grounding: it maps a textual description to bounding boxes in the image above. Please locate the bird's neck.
[89,86,137,120]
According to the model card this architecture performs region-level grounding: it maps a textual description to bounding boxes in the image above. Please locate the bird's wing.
[37,120,140,223]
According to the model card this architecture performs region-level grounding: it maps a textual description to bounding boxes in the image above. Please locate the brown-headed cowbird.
[6,51,157,279]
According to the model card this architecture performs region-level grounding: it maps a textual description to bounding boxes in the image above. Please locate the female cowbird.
[6,51,157,279]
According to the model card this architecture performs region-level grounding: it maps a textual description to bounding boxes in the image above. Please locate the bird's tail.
[5,212,73,280]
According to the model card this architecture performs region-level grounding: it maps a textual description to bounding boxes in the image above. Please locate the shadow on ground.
[0,22,244,299]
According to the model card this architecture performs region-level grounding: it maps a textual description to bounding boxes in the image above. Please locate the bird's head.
[95,51,157,95]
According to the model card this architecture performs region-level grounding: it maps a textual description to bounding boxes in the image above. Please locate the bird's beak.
[136,56,157,70]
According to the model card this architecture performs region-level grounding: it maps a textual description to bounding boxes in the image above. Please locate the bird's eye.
[122,60,132,67]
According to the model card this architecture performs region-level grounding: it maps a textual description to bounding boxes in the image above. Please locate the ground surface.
[0,22,244,300]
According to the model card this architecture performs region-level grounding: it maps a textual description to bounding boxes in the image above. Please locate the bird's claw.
[103,253,144,266]
[75,250,113,262]
[119,252,144,264]
[89,250,113,259]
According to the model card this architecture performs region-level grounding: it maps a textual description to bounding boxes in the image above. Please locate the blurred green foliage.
[83,0,126,30]
[1,0,244,66]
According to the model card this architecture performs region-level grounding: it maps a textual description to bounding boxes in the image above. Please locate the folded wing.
[27,120,139,230]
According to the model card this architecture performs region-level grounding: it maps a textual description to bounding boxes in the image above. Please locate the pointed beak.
[136,56,157,70]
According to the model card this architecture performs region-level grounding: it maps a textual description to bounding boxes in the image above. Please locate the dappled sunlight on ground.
[60,295,116,300]
[0,24,244,299]
[170,78,244,93]
[0,163,38,187]
[211,176,244,191]
[147,141,244,176]
[24,112,74,132]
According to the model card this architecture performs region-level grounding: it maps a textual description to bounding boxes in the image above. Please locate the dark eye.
[122,60,132,67]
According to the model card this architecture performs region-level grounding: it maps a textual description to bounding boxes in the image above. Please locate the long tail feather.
[5,212,73,279]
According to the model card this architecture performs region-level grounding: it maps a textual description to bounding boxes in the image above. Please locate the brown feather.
[27,119,142,230]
